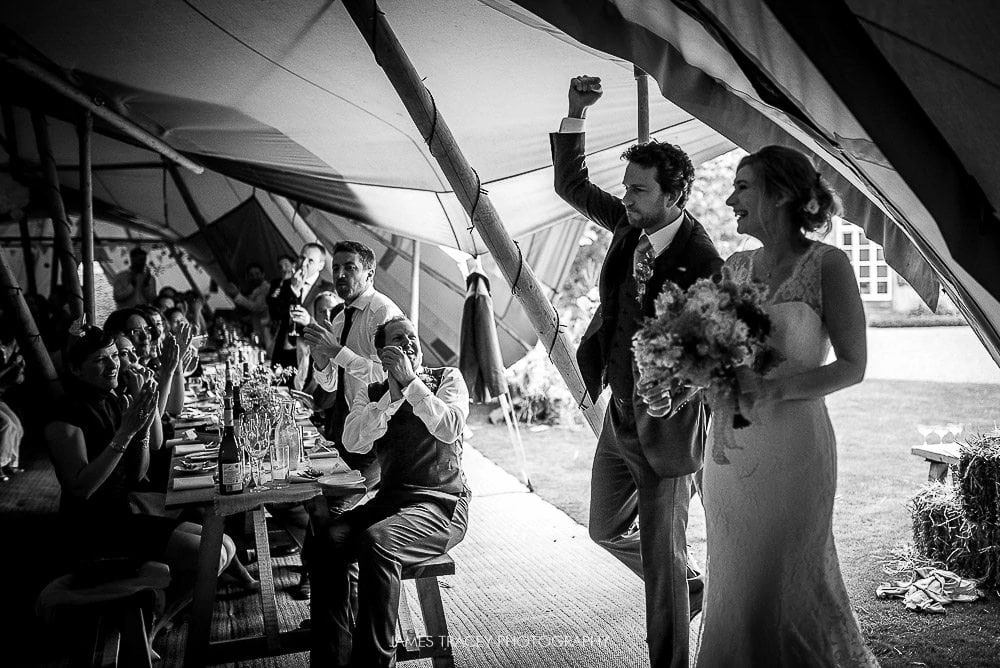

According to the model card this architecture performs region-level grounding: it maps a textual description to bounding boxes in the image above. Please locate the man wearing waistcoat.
[310,315,471,668]
[552,76,723,668]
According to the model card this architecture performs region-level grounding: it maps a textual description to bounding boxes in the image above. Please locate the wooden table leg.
[928,461,949,483]
[251,507,282,653]
[185,512,225,668]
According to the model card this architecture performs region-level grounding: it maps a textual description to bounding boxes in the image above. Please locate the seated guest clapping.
[105,308,185,417]
[311,316,471,667]
[45,326,255,641]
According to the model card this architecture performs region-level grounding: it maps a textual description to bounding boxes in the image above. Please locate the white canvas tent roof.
[0,0,737,367]
[509,0,1000,364]
[6,1,992,368]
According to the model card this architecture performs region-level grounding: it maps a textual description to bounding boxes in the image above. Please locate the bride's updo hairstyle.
[738,145,841,246]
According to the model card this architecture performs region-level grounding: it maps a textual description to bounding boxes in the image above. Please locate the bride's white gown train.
[697,243,879,667]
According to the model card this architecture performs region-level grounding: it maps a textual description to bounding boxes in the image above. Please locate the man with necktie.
[287,242,401,601]
[304,240,403,487]
[552,75,723,668]
[270,242,336,388]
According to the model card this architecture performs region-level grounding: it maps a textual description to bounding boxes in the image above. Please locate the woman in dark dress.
[45,326,254,643]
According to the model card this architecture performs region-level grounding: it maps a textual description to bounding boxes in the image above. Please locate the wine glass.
[916,424,934,445]
[243,412,272,491]
[931,425,949,445]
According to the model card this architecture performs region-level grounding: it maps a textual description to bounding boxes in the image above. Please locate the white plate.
[317,473,365,489]
[174,461,215,474]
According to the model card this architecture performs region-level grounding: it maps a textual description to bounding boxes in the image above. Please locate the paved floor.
[156,446,659,667]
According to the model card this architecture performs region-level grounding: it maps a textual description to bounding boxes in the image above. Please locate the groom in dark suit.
[552,76,722,668]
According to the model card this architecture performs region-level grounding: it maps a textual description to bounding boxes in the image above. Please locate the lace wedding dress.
[697,242,879,667]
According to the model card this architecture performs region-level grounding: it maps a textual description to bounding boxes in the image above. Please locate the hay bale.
[957,433,1000,527]
[908,482,999,586]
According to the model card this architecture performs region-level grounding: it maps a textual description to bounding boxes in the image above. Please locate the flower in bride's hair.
[803,198,820,215]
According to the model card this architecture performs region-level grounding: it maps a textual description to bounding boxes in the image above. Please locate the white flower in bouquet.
[632,269,782,427]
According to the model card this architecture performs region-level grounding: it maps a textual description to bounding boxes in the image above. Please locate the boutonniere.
[635,250,655,302]
[416,369,440,394]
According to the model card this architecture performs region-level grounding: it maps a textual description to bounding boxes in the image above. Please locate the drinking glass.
[916,424,934,445]
[241,412,271,491]
[270,432,290,488]
[931,425,949,444]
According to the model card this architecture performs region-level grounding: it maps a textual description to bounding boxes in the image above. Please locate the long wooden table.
[165,449,355,667]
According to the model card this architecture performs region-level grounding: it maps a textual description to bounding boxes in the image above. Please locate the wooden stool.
[35,561,171,668]
[396,553,456,668]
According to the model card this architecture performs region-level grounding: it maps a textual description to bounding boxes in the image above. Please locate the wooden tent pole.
[165,162,240,287]
[32,111,84,319]
[0,53,203,175]
[17,218,37,294]
[409,239,420,328]
[266,194,318,246]
[2,103,37,294]
[0,246,62,400]
[634,65,650,144]
[343,0,605,435]
[78,111,96,324]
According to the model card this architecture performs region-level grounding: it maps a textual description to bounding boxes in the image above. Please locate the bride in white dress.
[696,146,879,666]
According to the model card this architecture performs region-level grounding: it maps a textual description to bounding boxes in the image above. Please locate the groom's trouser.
[589,398,701,668]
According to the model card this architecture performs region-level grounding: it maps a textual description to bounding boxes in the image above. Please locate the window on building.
[832,220,892,302]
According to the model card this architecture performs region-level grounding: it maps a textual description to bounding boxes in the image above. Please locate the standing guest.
[183,291,210,336]
[304,240,402,485]
[271,244,335,387]
[224,262,272,350]
[112,247,158,309]
[551,75,723,667]
[267,253,297,328]
[695,146,877,666]
[311,316,470,668]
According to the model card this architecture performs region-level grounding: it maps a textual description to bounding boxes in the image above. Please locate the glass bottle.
[218,396,244,495]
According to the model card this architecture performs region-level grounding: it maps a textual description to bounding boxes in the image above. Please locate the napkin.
[173,442,212,456]
[308,450,340,460]
[172,475,215,491]
[289,471,321,484]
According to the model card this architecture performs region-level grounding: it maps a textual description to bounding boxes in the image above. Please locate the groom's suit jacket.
[551,131,723,477]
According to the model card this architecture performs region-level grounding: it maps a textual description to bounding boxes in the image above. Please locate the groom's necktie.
[633,234,654,276]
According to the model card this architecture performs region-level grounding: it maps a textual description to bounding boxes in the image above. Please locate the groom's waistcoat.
[606,272,644,402]
[367,368,466,513]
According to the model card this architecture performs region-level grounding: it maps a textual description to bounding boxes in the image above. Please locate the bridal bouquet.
[631,270,781,427]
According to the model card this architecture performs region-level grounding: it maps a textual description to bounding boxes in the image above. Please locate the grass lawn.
[468,378,1000,667]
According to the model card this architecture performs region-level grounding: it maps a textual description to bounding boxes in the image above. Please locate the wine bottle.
[218,396,243,495]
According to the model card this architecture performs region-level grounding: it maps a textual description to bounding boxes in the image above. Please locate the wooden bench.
[910,442,961,482]
[396,553,456,668]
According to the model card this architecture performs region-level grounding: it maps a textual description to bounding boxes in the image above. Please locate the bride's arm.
[742,250,866,403]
